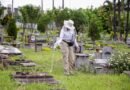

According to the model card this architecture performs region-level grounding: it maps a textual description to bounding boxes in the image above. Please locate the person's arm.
[74,29,79,47]
[54,27,64,49]
[58,27,64,44]
[74,38,79,47]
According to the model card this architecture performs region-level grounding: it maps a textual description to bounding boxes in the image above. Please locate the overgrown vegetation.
[109,51,130,73]
[0,46,130,90]
[0,1,130,90]
[6,18,18,40]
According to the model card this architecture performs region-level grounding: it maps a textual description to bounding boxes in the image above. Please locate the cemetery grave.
[102,46,113,59]
[0,45,22,55]
[28,35,47,43]
[90,59,113,74]
[25,35,52,51]
[75,53,89,70]
[74,44,114,74]
[123,71,130,77]
[1,0,130,89]
[88,46,113,74]
[126,38,130,48]
[11,72,59,84]
[24,43,32,48]
[8,59,36,66]
[24,43,43,52]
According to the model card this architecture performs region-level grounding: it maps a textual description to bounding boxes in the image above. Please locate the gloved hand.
[75,46,80,53]
[53,43,57,50]
[53,38,62,50]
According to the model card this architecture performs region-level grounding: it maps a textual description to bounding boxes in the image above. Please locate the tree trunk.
[124,0,130,43]
[92,40,95,49]
[118,0,122,41]
[45,30,50,42]
[31,23,33,33]
[22,23,26,42]
[113,0,118,41]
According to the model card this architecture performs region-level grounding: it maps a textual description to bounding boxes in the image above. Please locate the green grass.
[0,44,130,90]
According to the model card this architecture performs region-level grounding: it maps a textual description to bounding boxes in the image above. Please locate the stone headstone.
[24,43,31,48]
[102,46,112,59]
[126,38,130,48]
[90,59,111,74]
[35,43,42,52]
[36,36,47,43]
[126,38,130,44]
[75,53,89,70]
[93,52,102,59]
[123,71,130,77]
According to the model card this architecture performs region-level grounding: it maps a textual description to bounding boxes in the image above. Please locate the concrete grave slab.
[0,45,22,55]
[75,53,89,70]
[11,72,59,84]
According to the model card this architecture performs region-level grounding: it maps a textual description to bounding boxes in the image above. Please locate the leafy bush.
[1,14,11,26]
[6,18,18,40]
[84,44,93,49]
[95,41,104,47]
[109,51,130,73]
[107,44,116,49]
[95,41,116,49]
[37,14,52,33]
[88,19,101,43]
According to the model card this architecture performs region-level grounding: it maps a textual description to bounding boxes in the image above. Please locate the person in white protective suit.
[54,20,79,75]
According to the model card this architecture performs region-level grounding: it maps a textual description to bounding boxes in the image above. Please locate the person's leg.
[60,41,70,75]
[68,46,75,74]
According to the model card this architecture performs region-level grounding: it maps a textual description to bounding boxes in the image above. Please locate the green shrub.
[6,18,17,40]
[95,41,104,47]
[109,51,130,73]
[37,14,52,33]
[107,44,116,49]
[84,44,93,49]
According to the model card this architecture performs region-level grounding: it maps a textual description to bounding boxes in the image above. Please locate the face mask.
[66,28,70,31]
